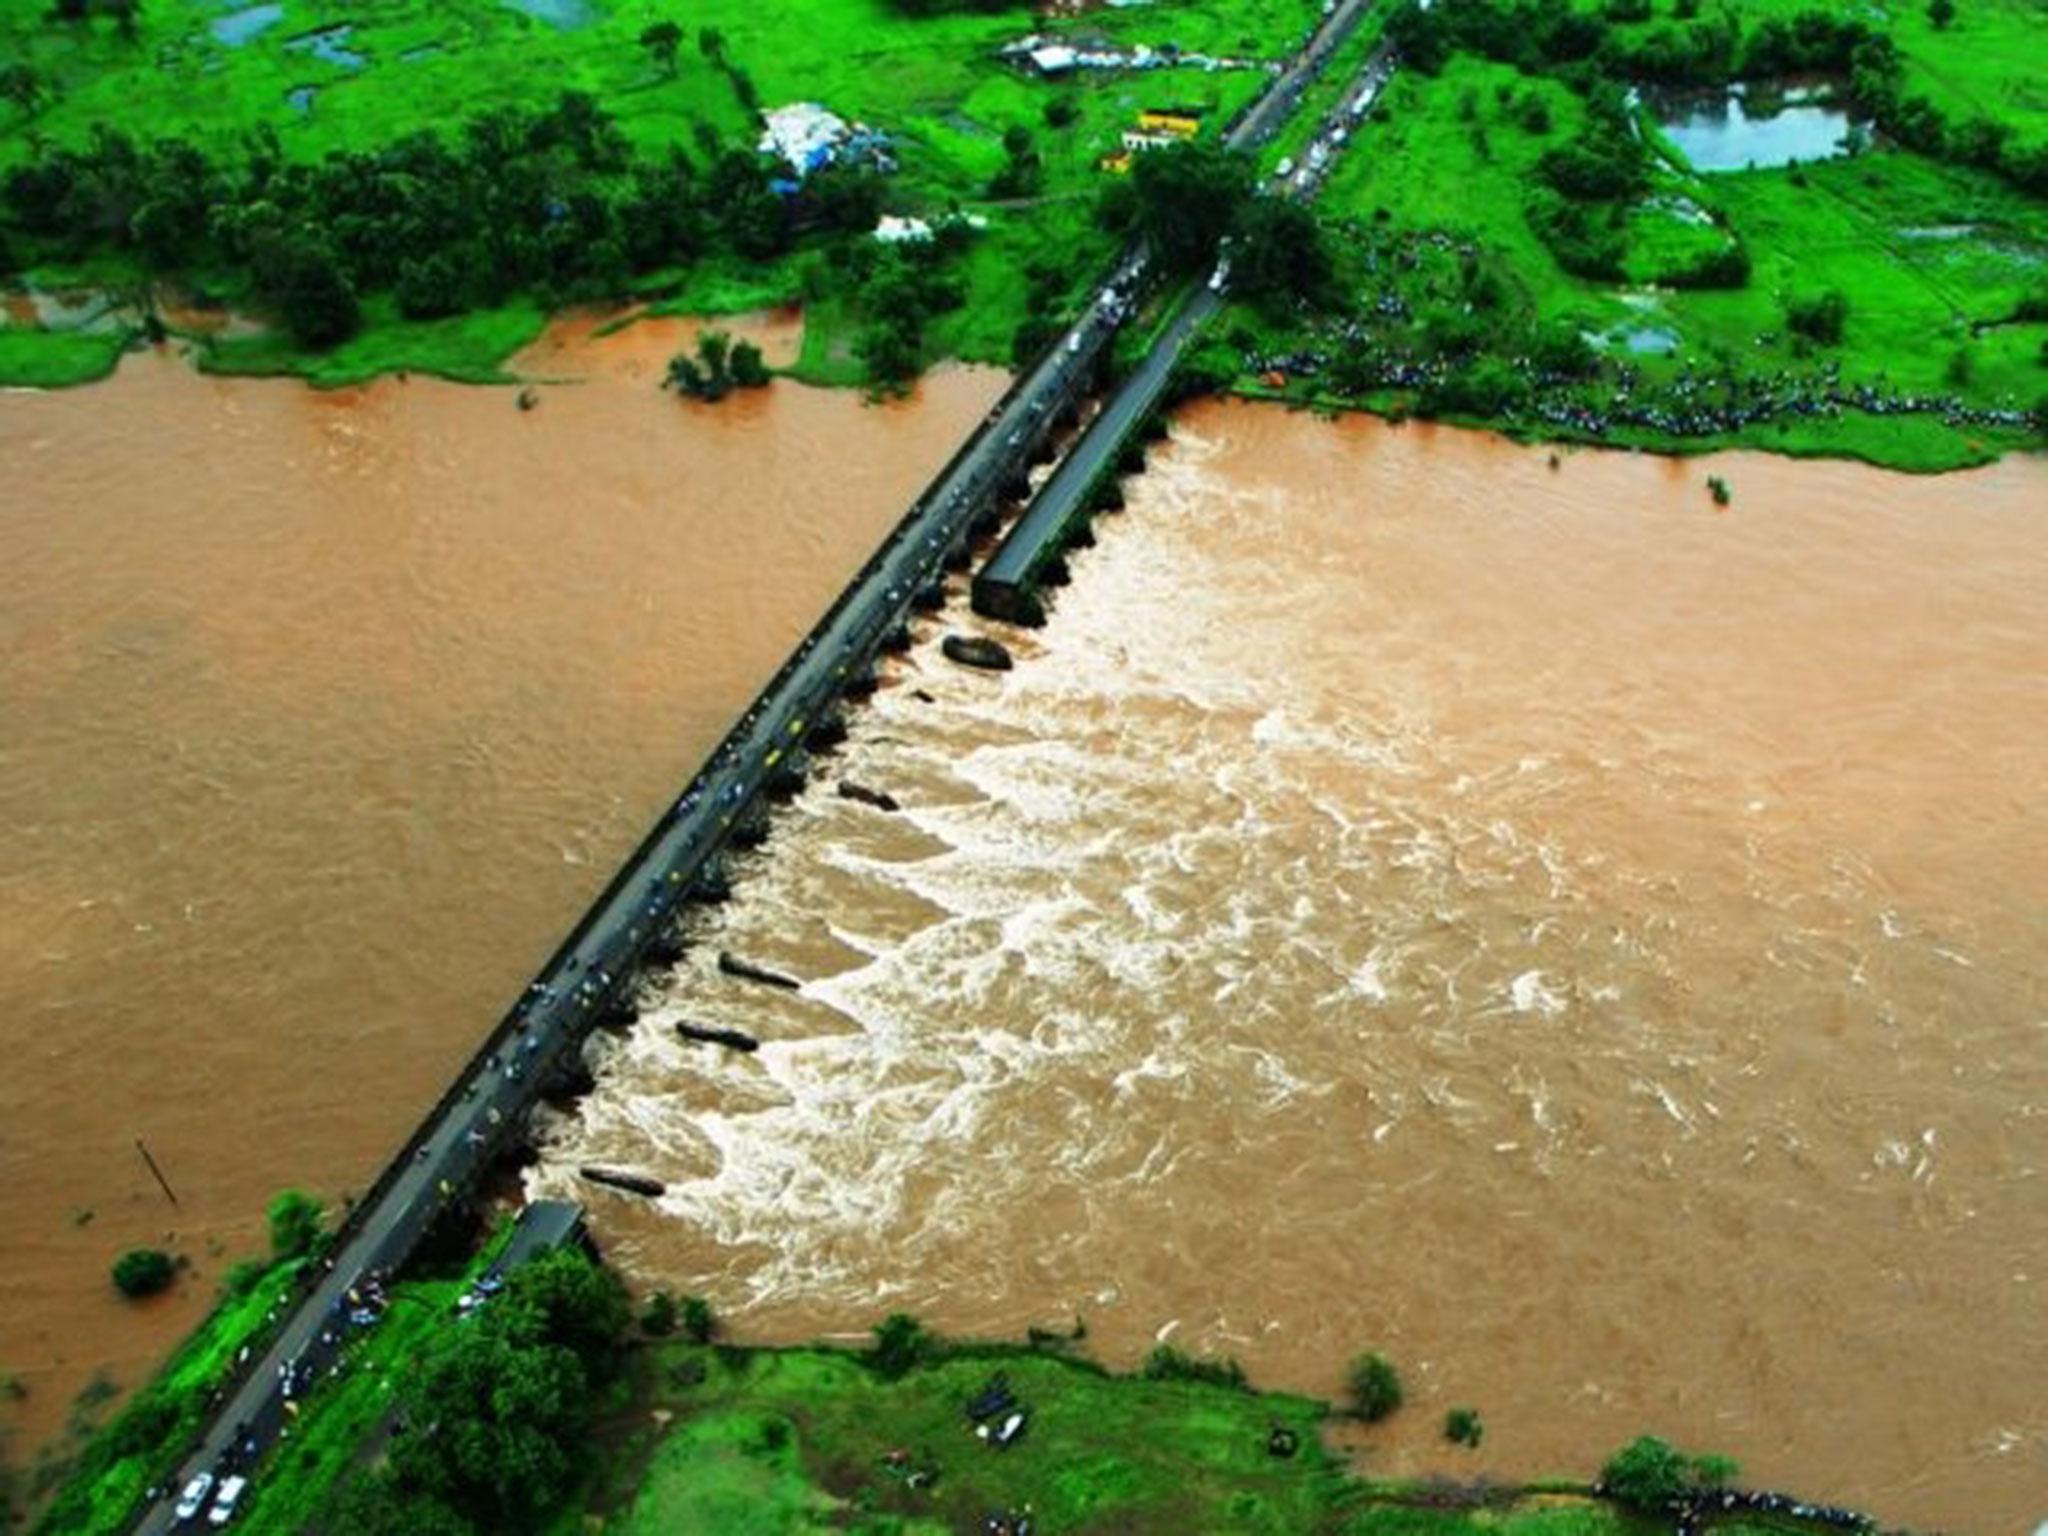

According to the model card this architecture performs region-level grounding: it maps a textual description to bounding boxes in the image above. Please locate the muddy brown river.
[533,404,2046,1533]
[0,315,1005,1461]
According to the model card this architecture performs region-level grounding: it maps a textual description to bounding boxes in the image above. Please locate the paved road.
[132,8,1382,1531]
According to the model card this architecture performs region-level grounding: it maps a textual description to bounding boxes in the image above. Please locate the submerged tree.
[111,1248,175,1299]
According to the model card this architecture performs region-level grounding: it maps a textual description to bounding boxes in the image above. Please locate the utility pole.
[135,1137,179,1207]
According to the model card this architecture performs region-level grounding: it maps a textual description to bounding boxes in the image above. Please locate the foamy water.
[534,406,2047,1532]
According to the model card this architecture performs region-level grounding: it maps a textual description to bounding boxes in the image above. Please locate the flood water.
[533,404,2047,1533]
[0,316,1005,1459]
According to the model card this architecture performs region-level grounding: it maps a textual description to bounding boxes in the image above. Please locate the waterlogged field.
[0,0,1308,384]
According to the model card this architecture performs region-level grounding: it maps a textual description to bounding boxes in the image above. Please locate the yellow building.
[1136,110,1202,138]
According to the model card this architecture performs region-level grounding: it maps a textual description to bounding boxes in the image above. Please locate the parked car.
[208,1476,248,1527]
[173,1472,214,1522]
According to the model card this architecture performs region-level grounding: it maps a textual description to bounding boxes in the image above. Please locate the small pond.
[284,23,365,68]
[499,0,595,29]
[286,85,319,112]
[1659,88,1854,172]
[211,3,284,46]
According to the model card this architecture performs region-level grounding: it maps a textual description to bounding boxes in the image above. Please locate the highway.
[131,4,1380,1529]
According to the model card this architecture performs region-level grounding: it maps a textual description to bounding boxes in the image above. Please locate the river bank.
[0,310,1007,1487]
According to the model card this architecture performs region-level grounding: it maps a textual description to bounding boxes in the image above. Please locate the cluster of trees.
[1391,0,2048,196]
[1097,139,1332,305]
[1600,1434,1739,1511]
[48,0,139,32]
[0,92,885,350]
[841,233,969,388]
[665,328,771,399]
[328,1249,628,1535]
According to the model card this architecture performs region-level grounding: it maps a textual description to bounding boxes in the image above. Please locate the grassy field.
[1242,40,2047,472]
[570,1342,1853,1536]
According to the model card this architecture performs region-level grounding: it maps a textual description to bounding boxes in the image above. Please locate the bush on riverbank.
[1599,1434,1738,1510]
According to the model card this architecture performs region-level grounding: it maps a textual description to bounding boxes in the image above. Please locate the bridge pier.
[765,750,810,800]
[691,856,733,903]
[729,804,772,849]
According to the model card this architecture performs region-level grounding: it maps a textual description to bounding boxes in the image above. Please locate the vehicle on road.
[174,1473,214,1522]
[1275,156,1295,179]
[208,1476,247,1527]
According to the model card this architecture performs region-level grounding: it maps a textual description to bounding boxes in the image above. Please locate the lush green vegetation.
[568,1337,1851,1536]
[1226,0,2048,470]
[0,0,1308,387]
[28,1256,303,1536]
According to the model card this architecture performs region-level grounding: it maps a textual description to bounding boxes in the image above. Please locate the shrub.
[1445,1406,1484,1446]
[266,1189,326,1262]
[641,1292,677,1337]
[681,1295,716,1345]
[871,1313,932,1379]
[1785,289,1848,346]
[111,1248,174,1298]
[220,1257,270,1297]
[1347,1352,1402,1421]
[1142,1345,1248,1391]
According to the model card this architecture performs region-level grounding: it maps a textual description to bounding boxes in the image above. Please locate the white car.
[174,1473,214,1522]
[209,1476,248,1527]
[1275,156,1296,179]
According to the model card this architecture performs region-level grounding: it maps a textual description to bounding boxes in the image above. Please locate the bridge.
[130,3,1384,1528]
[975,42,1399,623]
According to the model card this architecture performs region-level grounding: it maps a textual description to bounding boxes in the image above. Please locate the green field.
[572,1342,1845,1536]
[1222,2,2047,471]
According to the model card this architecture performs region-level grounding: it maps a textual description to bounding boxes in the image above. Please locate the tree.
[641,1292,677,1337]
[871,1313,932,1379]
[1044,96,1079,130]
[988,123,1043,198]
[1230,196,1331,307]
[1927,0,1955,29]
[728,338,770,388]
[1785,288,1848,346]
[1,63,42,117]
[681,1295,717,1343]
[1444,1406,1484,1446]
[1600,1435,1738,1511]
[254,234,361,349]
[111,1249,175,1298]
[639,21,682,76]
[1346,1352,1402,1422]
[1113,139,1254,272]
[266,1189,326,1261]
[697,26,725,63]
